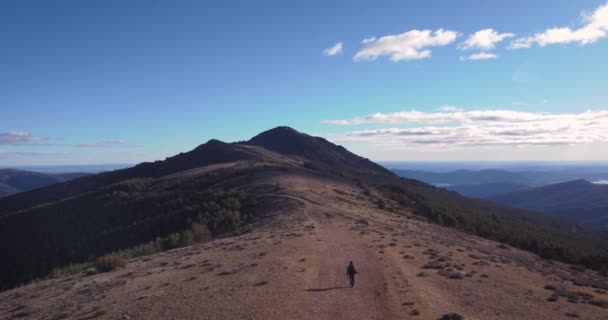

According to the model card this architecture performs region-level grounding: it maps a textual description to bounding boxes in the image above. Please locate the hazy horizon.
[4,160,608,174]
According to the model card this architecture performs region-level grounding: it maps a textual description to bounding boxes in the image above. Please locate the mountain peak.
[245,126,392,177]
[264,126,301,134]
[248,126,305,142]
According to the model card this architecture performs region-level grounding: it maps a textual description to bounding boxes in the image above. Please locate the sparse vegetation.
[378,182,608,271]
[570,264,586,272]
[254,280,268,286]
[544,284,557,291]
[438,313,464,320]
[95,254,127,272]
[589,298,608,308]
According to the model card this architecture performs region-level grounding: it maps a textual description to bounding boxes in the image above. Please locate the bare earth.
[1,172,607,320]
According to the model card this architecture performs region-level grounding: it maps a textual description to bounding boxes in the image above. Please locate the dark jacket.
[346,264,357,276]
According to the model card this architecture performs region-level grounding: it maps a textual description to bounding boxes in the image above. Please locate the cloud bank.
[353,29,458,61]
[510,2,608,48]
[0,131,42,146]
[0,131,137,148]
[324,109,608,149]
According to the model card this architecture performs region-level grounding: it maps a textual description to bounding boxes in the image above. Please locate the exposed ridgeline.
[0,140,266,216]
[0,126,607,291]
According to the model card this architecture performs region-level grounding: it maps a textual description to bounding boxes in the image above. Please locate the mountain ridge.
[0,126,607,292]
[491,179,608,228]
[0,127,390,215]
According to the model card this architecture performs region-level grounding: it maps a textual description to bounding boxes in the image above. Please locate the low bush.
[95,254,127,272]
[438,313,464,320]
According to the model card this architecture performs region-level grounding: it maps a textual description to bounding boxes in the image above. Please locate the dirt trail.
[259,193,396,319]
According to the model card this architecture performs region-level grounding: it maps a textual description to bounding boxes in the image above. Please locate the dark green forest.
[0,178,256,290]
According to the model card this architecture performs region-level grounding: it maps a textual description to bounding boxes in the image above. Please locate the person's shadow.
[304,286,349,292]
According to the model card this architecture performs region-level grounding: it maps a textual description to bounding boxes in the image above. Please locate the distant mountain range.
[392,168,608,229]
[392,168,608,188]
[0,169,90,198]
[447,182,530,199]
[491,180,608,229]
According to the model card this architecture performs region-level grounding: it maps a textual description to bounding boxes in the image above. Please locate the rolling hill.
[0,169,90,198]
[491,179,608,228]
[446,182,530,199]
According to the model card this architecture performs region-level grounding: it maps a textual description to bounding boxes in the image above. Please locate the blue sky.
[1,0,608,165]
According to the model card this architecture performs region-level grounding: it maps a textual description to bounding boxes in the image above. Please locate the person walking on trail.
[346,261,358,287]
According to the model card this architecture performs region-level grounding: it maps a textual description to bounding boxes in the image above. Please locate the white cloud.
[324,109,608,149]
[459,52,498,61]
[353,29,458,62]
[459,29,514,50]
[510,2,608,49]
[0,131,42,145]
[362,37,376,44]
[323,42,343,56]
[438,105,461,112]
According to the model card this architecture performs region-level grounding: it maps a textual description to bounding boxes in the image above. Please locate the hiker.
[346,261,358,287]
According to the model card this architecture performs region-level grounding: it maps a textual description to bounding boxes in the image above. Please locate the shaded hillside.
[492,180,608,228]
[0,162,269,290]
[0,140,268,215]
[0,169,90,198]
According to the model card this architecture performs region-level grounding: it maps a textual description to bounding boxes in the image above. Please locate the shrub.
[377,199,386,210]
[589,298,608,309]
[254,280,268,286]
[570,264,586,272]
[51,262,90,278]
[438,313,464,320]
[95,254,127,272]
[422,261,445,270]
